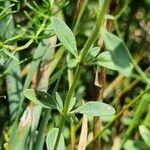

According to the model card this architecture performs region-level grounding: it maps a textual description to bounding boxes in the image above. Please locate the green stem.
[132,61,150,85]
[33,109,51,150]
[32,47,65,150]
[115,0,131,19]
[34,1,87,148]
[53,115,64,150]
[114,0,150,85]
[86,86,150,148]
[123,92,150,144]
[54,0,111,149]
[70,0,88,148]
[67,54,75,149]
[63,65,81,113]
[72,0,88,34]
[80,0,111,62]
[114,26,150,85]
[143,104,150,128]
[114,20,122,38]
[114,4,150,85]
[64,0,111,113]
[126,48,150,85]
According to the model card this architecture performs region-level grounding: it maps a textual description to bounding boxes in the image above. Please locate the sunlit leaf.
[68,97,76,112]
[46,128,65,150]
[55,92,63,111]
[51,17,78,57]
[72,101,115,116]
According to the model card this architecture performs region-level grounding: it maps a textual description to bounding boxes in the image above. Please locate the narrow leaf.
[23,89,57,109]
[88,47,100,60]
[72,101,115,116]
[103,30,132,76]
[68,97,76,112]
[55,92,63,111]
[46,128,65,150]
[51,17,78,57]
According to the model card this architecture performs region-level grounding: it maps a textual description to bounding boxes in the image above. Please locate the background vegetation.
[0,0,150,149]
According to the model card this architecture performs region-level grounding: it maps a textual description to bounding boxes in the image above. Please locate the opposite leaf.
[72,101,115,116]
[23,89,57,109]
[46,128,65,150]
[51,17,78,57]
[103,30,132,76]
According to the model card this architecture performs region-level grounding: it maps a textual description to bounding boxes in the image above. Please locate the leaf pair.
[24,89,115,150]
[24,89,115,117]
[46,104,115,150]
[51,17,132,77]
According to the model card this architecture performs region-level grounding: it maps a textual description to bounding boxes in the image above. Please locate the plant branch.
[86,86,150,148]
[64,0,111,114]
[53,1,111,149]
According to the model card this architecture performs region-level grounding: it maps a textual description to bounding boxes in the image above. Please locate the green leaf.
[72,101,115,116]
[46,128,65,150]
[124,140,143,150]
[86,47,100,63]
[89,47,100,58]
[51,17,78,57]
[55,92,63,111]
[139,125,150,147]
[96,51,119,71]
[67,58,78,69]
[23,89,57,109]
[68,97,76,112]
[103,30,132,76]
